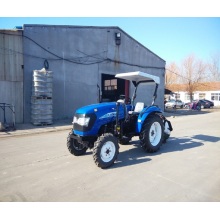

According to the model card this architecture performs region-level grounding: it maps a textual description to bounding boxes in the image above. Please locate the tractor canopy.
[115,71,160,85]
[115,71,160,106]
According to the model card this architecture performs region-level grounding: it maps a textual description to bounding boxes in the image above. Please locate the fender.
[136,106,163,133]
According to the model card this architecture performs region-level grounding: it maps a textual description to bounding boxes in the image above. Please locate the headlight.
[73,116,90,127]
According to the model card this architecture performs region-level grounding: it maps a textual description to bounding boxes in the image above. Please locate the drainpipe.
[125,80,130,103]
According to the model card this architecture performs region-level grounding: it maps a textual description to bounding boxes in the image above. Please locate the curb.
[0,125,72,139]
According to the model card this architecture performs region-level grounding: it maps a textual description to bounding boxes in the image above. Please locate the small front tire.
[67,132,87,156]
[93,133,119,169]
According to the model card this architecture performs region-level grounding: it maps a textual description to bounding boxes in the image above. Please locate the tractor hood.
[73,102,132,136]
[75,102,118,115]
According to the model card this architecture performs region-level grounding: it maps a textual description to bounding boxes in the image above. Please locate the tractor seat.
[129,102,145,115]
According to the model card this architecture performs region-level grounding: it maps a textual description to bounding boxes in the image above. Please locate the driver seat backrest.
[134,102,145,113]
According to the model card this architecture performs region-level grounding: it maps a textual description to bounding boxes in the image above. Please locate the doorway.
[101,74,126,102]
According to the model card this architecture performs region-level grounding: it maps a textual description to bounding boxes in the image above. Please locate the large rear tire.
[67,132,87,156]
[93,133,119,169]
[139,114,164,153]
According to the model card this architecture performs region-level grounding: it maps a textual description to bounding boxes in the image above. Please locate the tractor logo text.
[99,112,116,119]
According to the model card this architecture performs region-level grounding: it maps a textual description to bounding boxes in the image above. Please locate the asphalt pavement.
[1,107,219,220]
[1,110,220,202]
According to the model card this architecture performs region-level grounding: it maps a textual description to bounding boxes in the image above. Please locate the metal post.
[152,84,159,106]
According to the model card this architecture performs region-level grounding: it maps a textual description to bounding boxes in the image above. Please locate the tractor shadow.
[111,134,220,169]
[160,134,220,154]
[113,147,152,168]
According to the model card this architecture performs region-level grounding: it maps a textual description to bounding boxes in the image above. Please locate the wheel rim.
[100,141,116,163]
[149,122,162,146]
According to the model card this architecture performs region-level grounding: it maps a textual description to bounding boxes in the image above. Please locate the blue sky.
[1,1,220,65]
[1,17,219,64]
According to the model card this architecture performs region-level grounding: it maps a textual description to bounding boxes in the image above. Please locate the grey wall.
[23,25,165,123]
[0,30,23,123]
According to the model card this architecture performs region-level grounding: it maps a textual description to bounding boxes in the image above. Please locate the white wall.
[167,91,220,106]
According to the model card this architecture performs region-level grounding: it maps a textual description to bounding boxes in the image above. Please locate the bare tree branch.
[208,53,220,81]
[181,54,207,101]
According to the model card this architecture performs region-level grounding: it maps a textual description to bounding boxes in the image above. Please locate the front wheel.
[196,105,201,111]
[139,115,164,153]
[93,133,119,169]
[185,105,190,109]
[67,132,87,156]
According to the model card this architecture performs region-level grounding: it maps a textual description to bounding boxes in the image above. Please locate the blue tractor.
[67,71,173,168]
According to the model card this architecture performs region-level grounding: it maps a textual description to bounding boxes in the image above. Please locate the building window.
[175,93,180,99]
[185,93,194,101]
[211,93,220,101]
[104,79,117,91]
[199,93,206,99]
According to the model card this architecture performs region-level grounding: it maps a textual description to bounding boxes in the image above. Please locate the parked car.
[165,99,184,109]
[184,101,201,110]
[185,100,210,109]
[201,99,214,108]
[197,100,211,108]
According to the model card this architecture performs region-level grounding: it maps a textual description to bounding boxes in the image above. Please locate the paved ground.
[0,108,220,202]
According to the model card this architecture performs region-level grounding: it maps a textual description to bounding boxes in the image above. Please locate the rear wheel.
[67,132,87,156]
[140,115,164,153]
[93,133,119,168]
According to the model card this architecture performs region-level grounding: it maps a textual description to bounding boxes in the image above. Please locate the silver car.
[165,99,184,109]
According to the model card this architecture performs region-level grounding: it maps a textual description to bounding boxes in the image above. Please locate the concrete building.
[0,29,23,124]
[1,24,166,124]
